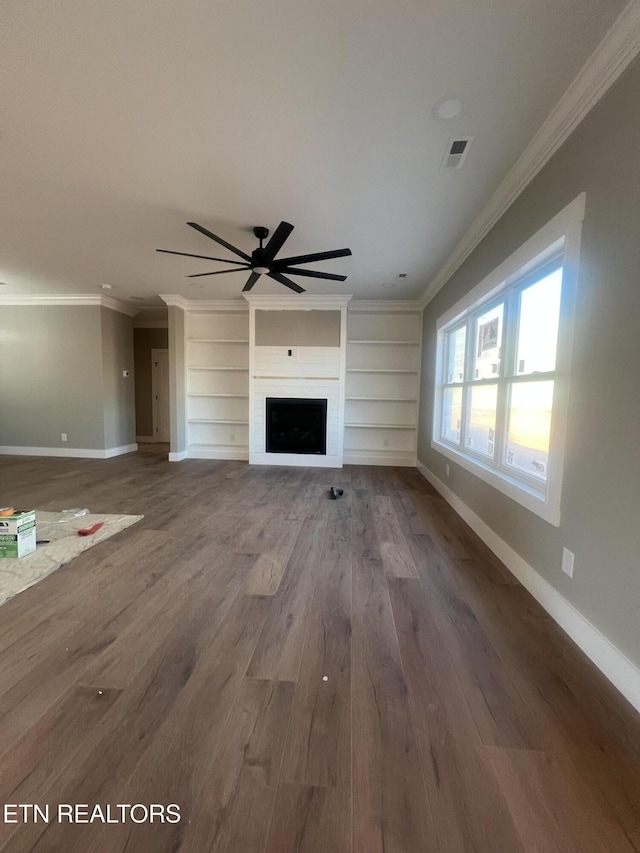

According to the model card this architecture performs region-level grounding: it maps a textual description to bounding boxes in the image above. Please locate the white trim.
[430,441,560,526]
[0,443,137,458]
[250,451,342,468]
[418,1,640,309]
[168,450,188,462]
[187,447,248,461]
[416,459,640,714]
[103,443,138,458]
[243,293,352,310]
[160,295,248,311]
[100,296,137,317]
[344,451,416,467]
[431,194,584,527]
[0,294,136,316]
[435,194,585,330]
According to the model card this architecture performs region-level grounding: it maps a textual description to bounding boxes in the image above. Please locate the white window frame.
[432,193,585,526]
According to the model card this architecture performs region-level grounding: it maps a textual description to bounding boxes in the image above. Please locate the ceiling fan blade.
[157,249,248,265]
[242,272,261,292]
[260,221,294,263]
[273,247,352,267]
[187,266,251,278]
[267,270,305,294]
[187,222,252,262]
[281,267,347,281]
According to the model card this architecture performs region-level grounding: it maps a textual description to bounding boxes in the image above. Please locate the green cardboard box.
[0,510,36,558]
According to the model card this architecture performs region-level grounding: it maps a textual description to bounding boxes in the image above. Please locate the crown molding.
[418,0,640,310]
[0,294,137,316]
[160,294,248,311]
[159,294,190,309]
[100,295,138,316]
[242,294,352,310]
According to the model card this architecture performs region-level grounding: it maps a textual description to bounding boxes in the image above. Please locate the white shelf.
[346,396,416,402]
[188,443,249,450]
[346,368,418,374]
[187,393,248,398]
[345,422,416,430]
[348,340,420,345]
[188,338,249,343]
[188,366,248,372]
[188,418,249,425]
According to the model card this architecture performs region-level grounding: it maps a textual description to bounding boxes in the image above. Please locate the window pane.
[516,268,562,375]
[505,381,554,480]
[466,384,498,457]
[474,304,503,379]
[445,325,466,384]
[441,387,462,444]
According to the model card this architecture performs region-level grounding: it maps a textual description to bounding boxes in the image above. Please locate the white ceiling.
[0,0,627,305]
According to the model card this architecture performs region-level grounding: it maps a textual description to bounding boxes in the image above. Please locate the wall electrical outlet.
[562,548,575,578]
[61,433,67,442]
[445,464,450,477]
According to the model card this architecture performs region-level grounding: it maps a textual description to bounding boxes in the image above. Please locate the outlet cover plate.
[562,548,575,578]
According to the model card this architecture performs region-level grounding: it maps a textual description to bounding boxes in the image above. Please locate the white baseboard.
[343,451,416,467]
[169,450,188,462]
[104,443,138,458]
[416,459,640,714]
[0,444,137,459]
[190,448,248,461]
[249,451,337,467]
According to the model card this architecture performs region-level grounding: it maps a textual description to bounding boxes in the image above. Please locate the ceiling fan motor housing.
[157,220,351,294]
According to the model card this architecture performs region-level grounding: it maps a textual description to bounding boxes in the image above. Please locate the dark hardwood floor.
[0,450,639,852]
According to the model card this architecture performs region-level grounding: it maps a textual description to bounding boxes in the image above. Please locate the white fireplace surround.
[245,294,351,468]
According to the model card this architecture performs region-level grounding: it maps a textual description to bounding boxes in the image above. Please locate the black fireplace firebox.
[266,398,327,455]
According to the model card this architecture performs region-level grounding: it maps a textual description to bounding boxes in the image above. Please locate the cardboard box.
[0,510,36,558]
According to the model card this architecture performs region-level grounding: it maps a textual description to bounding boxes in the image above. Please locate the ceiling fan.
[157,221,352,294]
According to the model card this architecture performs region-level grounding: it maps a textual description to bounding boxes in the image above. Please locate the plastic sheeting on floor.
[0,510,143,607]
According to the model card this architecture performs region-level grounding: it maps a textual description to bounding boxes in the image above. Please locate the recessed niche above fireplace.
[266,398,327,455]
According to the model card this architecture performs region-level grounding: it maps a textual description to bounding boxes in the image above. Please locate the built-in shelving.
[344,422,416,429]
[188,365,248,371]
[188,393,249,398]
[188,338,249,343]
[346,396,416,402]
[185,310,250,458]
[346,368,418,374]
[348,339,420,345]
[344,309,422,466]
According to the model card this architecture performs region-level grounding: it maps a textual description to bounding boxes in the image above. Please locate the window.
[432,194,585,525]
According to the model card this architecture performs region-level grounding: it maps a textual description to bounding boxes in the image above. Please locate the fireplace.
[266,398,327,455]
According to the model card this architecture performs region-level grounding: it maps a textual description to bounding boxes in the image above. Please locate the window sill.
[431,438,561,526]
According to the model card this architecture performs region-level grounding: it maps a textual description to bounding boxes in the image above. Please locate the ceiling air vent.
[441,136,473,170]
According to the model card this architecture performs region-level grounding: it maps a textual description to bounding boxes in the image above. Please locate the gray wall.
[255,310,341,346]
[168,306,186,455]
[417,58,640,666]
[0,306,105,449]
[101,308,136,449]
[134,327,169,437]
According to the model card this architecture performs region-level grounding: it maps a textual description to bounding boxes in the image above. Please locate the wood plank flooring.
[0,450,639,852]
